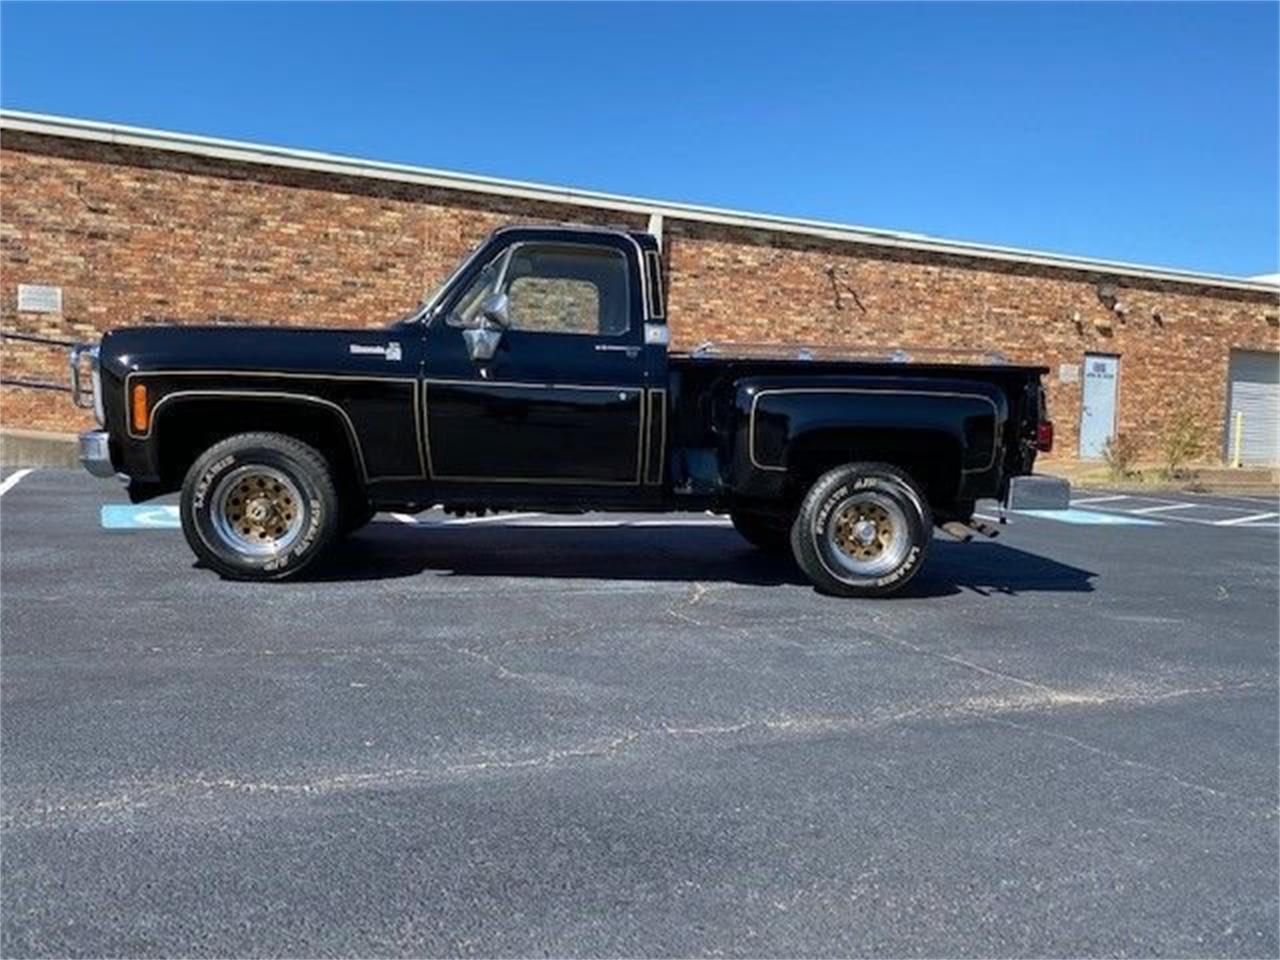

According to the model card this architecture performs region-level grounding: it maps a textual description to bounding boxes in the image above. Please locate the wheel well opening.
[152,398,363,496]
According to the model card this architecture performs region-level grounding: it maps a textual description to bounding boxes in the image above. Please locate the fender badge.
[349,342,402,361]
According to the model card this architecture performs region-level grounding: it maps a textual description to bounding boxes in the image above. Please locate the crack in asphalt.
[981,715,1263,804]
[4,679,1269,829]
[861,626,1061,695]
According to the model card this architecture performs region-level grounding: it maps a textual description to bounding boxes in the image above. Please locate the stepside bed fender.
[730,376,1009,498]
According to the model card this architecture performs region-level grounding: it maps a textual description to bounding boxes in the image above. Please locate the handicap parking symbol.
[100,504,181,530]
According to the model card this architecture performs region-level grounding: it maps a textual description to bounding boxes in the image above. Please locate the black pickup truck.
[72,224,1056,597]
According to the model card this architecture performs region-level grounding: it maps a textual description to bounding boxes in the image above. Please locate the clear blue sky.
[2,1,1277,276]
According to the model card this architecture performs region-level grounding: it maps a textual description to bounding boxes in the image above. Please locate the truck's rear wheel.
[730,510,791,554]
[180,432,340,580]
[791,462,931,598]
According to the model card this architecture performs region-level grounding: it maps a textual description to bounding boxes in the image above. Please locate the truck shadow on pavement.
[299,524,1096,598]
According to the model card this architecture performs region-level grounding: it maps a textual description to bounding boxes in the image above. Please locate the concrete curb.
[1040,459,1279,496]
[0,429,78,468]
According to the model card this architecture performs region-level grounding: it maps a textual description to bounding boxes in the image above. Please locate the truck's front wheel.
[791,462,932,598]
[180,432,341,580]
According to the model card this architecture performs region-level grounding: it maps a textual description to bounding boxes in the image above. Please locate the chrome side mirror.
[461,293,509,362]
[462,292,510,362]
[463,323,502,362]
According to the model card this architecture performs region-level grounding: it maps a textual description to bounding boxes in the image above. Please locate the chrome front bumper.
[79,430,117,478]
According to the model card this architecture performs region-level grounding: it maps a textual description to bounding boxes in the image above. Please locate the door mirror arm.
[478,292,510,329]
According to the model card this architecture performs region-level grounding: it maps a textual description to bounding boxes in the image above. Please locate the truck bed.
[667,348,1049,501]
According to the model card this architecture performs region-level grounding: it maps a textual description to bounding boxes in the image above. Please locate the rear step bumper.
[1006,474,1071,511]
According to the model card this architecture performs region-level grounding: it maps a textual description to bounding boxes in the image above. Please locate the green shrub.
[1161,410,1204,480]
[1102,433,1140,481]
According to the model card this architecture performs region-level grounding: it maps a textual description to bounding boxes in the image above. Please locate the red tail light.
[1036,420,1054,453]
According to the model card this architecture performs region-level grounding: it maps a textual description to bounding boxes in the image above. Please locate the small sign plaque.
[17,284,62,314]
[1058,363,1080,384]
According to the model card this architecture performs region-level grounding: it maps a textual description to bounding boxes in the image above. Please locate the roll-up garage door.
[1226,350,1279,465]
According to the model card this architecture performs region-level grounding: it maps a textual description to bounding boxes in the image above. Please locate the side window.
[447,241,631,336]
[505,244,630,336]
[508,274,600,335]
[644,250,665,319]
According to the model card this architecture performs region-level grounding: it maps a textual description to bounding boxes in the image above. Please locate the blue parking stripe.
[1015,508,1162,526]
[100,504,181,529]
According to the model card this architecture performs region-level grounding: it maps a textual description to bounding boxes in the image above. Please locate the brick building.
[2,111,1277,464]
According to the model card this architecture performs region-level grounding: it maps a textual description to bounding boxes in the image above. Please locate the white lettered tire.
[180,432,340,581]
[790,463,932,598]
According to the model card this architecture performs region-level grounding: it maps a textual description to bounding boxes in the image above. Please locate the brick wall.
[3,129,1277,461]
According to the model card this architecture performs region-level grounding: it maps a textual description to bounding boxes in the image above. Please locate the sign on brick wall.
[16,284,62,314]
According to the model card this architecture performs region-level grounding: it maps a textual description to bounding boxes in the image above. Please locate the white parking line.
[483,520,619,528]
[0,469,34,498]
[385,511,543,526]
[1170,491,1280,507]
[1020,490,1280,530]
[1076,490,1280,510]
[629,518,732,527]
[1215,512,1280,527]
[1078,505,1232,527]
[492,518,732,528]
[444,512,544,525]
[378,513,733,529]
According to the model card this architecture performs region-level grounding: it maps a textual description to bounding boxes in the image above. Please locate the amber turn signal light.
[131,383,149,432]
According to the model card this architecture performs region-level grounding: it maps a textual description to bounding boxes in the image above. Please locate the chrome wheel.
[822,491,911,579]
[210,465,305,557]
[792,463,931,598]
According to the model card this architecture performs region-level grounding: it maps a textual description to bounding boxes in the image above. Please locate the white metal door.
[1226,350,1279,465]
[1079,354,1119,459]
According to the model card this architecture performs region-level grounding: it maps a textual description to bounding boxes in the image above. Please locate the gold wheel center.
[245,498,274,523]
[222,473,297,543]
[833,503,895,560]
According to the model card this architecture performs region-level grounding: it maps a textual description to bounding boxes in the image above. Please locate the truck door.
[423,234,652,486]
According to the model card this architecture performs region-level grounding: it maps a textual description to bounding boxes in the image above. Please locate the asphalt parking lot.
[2,469,1277,958]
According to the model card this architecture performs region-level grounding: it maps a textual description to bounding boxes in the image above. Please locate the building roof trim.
[2,109,1276,295]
